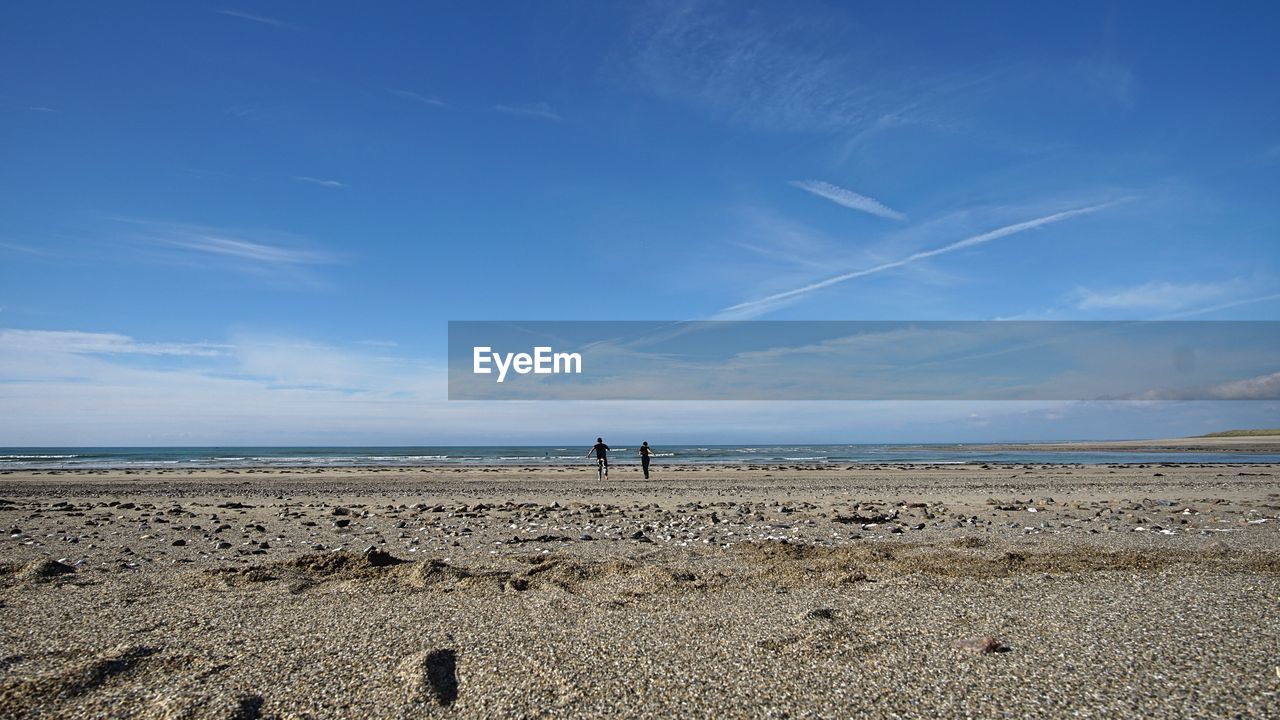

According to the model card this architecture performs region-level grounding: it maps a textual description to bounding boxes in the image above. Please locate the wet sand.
[3,463,1279,718]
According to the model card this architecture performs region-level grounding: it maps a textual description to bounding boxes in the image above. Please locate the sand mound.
[1,558,77,582]
[0,645,158,710]
[181,543,1280,600]
[406,559,511,592]
[517,557,704,595]
[402,555,710,597]
[290,549,406,576]
[186,550,409,592]
[189,566,279,589]
[738,541,1280,582]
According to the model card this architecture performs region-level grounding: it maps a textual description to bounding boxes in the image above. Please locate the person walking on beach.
[639,441,655,479]
[587,437,609,479]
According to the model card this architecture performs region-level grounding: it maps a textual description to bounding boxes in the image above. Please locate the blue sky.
[1,1,1277,444]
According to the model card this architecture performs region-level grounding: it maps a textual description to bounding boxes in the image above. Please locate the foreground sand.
[2,463,1279,718]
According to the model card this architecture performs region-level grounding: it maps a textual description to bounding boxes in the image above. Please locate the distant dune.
[1197,429,1280,438]
[970,432,1280,453]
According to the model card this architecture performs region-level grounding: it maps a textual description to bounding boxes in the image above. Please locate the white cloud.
[159,234,331,265]
[1163,291,1280,319]
[386,89,450,108]
[724,208,857,271]
[0,329,228,357]
[216,9,301,30]
[790,180,905,221]
[1204,372,1280,400]
[1142,372,1280,401]
[0,242,45,256]
[493,103,562,121]
[629,2,993,137]
[719,201,1121,318]
[291,175,346,189]
[114,219,336,267]
[1075,281,1232,312]
[1083,61,1137,107]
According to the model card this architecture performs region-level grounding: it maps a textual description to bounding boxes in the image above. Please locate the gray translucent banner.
[448,321,1280,401]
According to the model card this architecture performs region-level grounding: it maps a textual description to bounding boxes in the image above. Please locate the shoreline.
[4,435,1280,474]
[4,454,1280,479]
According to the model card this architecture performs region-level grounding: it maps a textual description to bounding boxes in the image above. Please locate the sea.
[2,445,1279,470]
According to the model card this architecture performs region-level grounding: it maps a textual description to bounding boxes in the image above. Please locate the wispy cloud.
[629,2,991,136]
[998,278,1277,321]
[718,201,1121,318]
[386,88,450,108]
[154,234,333,265]
[726,212,841,272]
[1071,278,1280,319]
[790,180,905,221]
[1083,61,1137,107]
[183,167,236,179]
[1164,292,1280,319]
[0,241,45,256]
[1141,372,1280,401]
[113,219,337,269]
[1080,14,1137,109]
[26,106,57,113]
[1074,280,1232,312]
[0,329,229,357]
[291,175,346,189]
[216,9,301,30]
[493,102,562,121]
[631,3,876,133]
[1199,372,1280,400]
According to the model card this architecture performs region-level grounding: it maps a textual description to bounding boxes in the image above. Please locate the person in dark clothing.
[587,437,609,478]
[639,441,655,479]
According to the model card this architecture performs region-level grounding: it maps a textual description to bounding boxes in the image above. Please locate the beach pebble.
[954,636,1006,654]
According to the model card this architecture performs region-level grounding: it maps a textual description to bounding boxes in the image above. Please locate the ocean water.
[2,445,1279,470]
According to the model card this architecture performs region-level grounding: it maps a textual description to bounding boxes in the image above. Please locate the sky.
[1,1,1277,445]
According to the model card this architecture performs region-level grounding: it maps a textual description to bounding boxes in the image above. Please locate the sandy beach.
[8,0,1279,717]
[2,461,1278,718]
